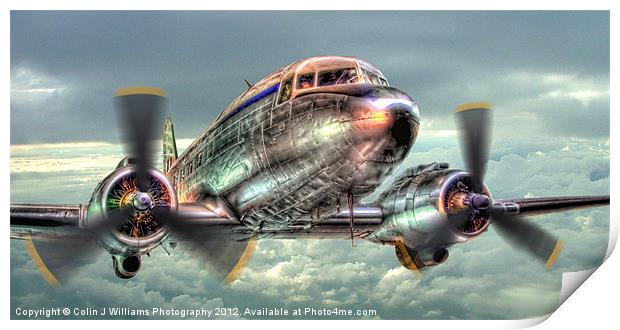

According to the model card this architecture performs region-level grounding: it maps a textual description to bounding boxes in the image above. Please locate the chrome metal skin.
[10,204,85,240]
[169,56,420,237]
[493,196,611,217]
[260,205,384,240]
[10,204,83,227]
[367,166,491,248]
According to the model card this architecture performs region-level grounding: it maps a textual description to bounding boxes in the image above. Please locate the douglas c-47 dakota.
[10,56,610,286]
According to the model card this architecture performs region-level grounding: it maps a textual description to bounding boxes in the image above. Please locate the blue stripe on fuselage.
[220,83,280,124]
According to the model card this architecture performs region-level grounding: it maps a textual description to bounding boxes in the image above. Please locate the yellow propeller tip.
[24,236,62,288]
[222,238,258,284]
[545,240,564,270]
[454,101,493,112]
[115,87,166,97]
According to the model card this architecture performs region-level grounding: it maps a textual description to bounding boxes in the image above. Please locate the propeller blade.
[86,207,132,236]
[454,103,564,269]
[454,102,492,193]
[427,211,469,246]
[491,210,563,270]
[152,206,219,245]
[115,87,166,191]
[24,234,105,286]
[152,206,192,238]
[152,206,258,283]
[23,207,133,284]
[447,211,470,230]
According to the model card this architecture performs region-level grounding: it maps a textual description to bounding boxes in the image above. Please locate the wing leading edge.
[10,203,85,240]
[493,195,610,217]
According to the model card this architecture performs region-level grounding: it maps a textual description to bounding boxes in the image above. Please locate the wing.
[493,195,610,216]
[10,203,85,240]
[10,203,100,287]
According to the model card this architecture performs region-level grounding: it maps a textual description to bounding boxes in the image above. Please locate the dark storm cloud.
[10,11,609,144]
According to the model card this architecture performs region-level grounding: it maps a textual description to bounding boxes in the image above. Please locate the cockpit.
[277,56,390,104]
[211,56,393,133]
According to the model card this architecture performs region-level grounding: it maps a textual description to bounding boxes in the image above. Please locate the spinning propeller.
[22,87,252,283]
[452,102,563,269]
[113,88,242,277]
[28,88,169,273]
[115,87,166,192]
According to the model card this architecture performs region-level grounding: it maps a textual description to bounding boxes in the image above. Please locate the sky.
[9,11,610,320]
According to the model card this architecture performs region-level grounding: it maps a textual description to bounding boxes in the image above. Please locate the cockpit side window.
[278,79,293,104]
[318,68,358,87]
[362,70,373,84]
[296,73,315,90]
[368,71,381,85]
[363,69,389,86]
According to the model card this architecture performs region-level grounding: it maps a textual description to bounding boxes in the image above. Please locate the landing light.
[363,111,389,124]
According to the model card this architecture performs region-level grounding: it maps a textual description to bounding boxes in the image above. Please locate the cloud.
[11,67,67,105]
[10,11,609,143]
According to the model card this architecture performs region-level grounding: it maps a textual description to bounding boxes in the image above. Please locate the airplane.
[10,56,610,287]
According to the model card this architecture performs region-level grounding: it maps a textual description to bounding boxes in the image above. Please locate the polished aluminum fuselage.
[168,57,420,239]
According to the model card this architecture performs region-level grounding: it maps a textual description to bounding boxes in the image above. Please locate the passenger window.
[318,68,358,87]
[278,79,293,104]
[297,73,315,90]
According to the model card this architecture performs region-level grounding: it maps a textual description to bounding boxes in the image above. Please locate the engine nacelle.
[86,164,177,257]
[370,163,491,254]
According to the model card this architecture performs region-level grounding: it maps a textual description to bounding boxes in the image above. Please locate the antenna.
[243,79,253,89]
[348,192,355,247]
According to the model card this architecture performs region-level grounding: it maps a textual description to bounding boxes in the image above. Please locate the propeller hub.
[132,192,154,211]
[469,193,491,210]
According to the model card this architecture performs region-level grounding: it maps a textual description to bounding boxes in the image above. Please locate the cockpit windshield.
[297,73,315,90]
[278,79,293,104]
[318,68,358,87]
[277,61,389,105]
[362,69,389,86]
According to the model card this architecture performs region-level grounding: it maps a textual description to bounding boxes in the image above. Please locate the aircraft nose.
[342,89,420,163]
[390,114,414,148]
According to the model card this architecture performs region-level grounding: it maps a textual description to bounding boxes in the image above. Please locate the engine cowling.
[86,164,177,257]
[370,163,491,262]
